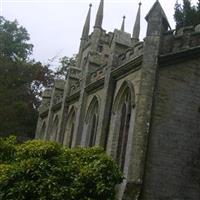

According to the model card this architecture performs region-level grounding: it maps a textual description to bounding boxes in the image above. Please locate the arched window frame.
[85,96,100,147]
[112,80,135,171]
[112,81,135,114]
[64,106,76,147]
[40,121,46,140]
[50,115,59,141]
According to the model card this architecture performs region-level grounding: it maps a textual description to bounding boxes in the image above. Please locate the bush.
[0,137,123,200]
[0,136,16,163]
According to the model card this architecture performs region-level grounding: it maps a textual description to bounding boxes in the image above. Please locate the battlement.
[39,89,52,114]
[87,64,108,85]
[117,42,143,67]
[161,24,200,55]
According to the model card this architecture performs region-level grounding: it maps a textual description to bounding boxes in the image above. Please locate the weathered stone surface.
[35,1,200,199]
[142,58,200,200]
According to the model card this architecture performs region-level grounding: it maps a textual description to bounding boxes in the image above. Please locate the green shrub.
[0,136,16,163]
[0,137,123,200]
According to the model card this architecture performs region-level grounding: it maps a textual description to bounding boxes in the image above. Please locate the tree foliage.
[0,16,33,61]
[0,16,78,138]
[0,57,54,138]
[54,54,77,79]
[0,137,123,200]
[0,17,54,139]
[174,0,200,28]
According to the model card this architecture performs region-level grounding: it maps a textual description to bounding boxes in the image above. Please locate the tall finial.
[94,0,104,28]
[132,2,141,40]
[81,4,92,40]
[121,16,126,32]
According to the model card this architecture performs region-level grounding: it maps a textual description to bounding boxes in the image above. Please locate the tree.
[174,0,200,29]
[0,57,54,138]
[0,16,33,61]
[54,54,77,79]
[0,17,54,139]
[0,137,123,200]
[0,16,77,139]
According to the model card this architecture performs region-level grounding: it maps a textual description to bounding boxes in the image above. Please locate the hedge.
[0,136,123,200]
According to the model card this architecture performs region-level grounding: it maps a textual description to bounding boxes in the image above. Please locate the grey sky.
[1,0,198,67]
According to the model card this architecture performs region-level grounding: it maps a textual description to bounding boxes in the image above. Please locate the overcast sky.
[1,0,198,67]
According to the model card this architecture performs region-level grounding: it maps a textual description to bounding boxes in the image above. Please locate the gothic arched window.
[51,115,59,141]
[40,121,46,139]
[64,107,76,147]
[85,96,100,147]
[111,81,135,171]
[116,89,131,170]
[88,107,98,147]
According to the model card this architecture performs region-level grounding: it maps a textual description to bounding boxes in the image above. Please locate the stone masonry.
[36,1,200,199]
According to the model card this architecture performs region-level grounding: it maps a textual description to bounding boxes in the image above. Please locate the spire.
[94,0,104,28]
[132,2,141,40]
[121,16,126,32]
[81,4,92,40]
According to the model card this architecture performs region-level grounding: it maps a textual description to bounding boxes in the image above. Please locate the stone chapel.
[36,0,200,199]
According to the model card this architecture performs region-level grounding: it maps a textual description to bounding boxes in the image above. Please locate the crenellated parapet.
[87,64,108,85]
[117,42,144,67]
[99,30,113,44]
[67,67,81,96]
[161,24,200,55]
[52,80,65,106]
[39,80,66,116]
[39,88,52,114]
[68,66,81,80]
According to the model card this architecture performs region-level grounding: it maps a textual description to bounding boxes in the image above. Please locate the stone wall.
[35,1,200,199]
[142,57,200,200]
[161,24,200,55]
